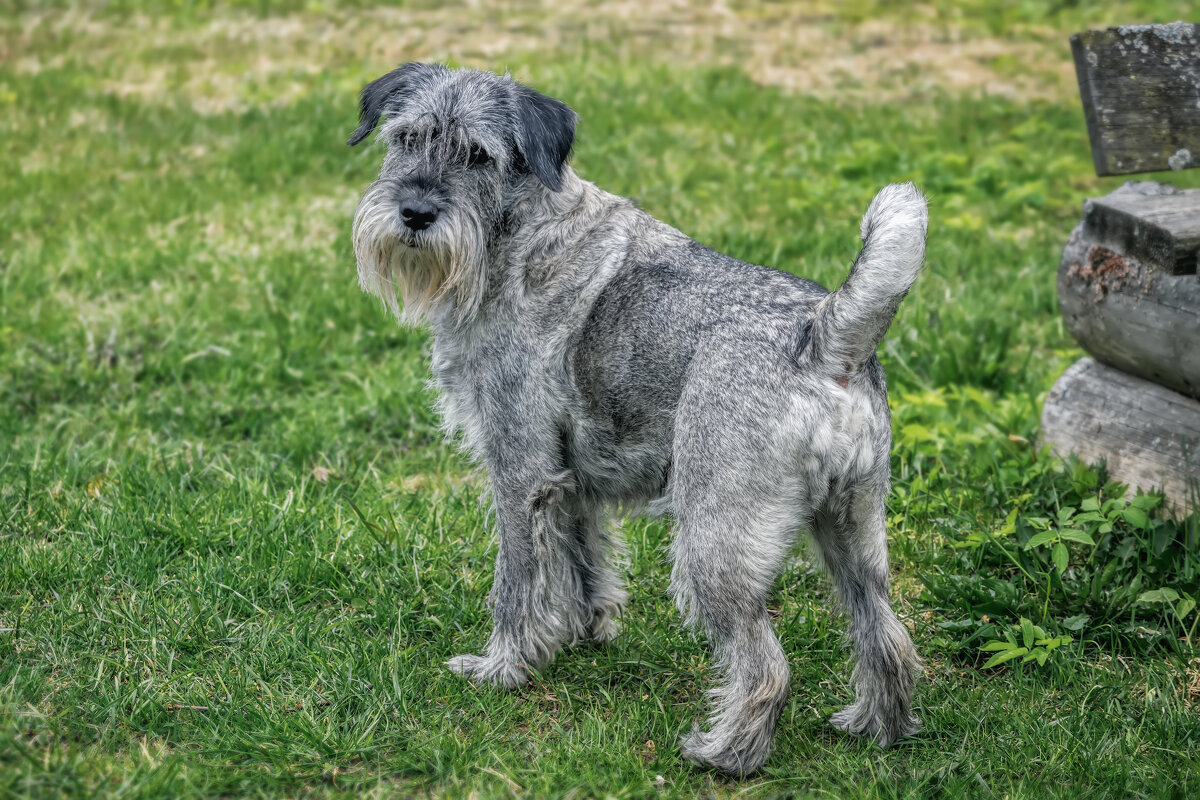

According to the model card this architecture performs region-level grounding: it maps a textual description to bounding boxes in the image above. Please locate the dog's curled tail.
[809,182,927,372]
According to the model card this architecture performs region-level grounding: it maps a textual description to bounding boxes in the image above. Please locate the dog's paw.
[587,612,620,644]
[680,725,768,777]
[447,653,530,690]
[830,702,920,748]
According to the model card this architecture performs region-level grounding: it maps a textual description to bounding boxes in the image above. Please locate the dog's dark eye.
[468,145,491,167]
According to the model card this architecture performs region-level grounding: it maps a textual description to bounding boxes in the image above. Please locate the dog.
[347,63,926,776]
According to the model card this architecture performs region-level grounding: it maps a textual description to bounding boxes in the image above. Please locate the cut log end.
[1059,206,1200,399]
[1080,184,1200,276]
[1042,358,1200,519]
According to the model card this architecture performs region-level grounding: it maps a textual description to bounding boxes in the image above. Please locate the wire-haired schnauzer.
[348,62,926,776]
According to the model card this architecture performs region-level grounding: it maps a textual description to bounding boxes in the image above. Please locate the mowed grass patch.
[4,3,1200,798]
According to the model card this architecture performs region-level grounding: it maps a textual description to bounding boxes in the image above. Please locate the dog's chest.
[429,336,492,456]
[429,325,559,461]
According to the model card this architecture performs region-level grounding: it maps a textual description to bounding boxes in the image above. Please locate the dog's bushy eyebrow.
[347,62,443,147]
[511,84,578,192]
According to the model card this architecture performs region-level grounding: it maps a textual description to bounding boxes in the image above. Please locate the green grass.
[3,2,1200,798]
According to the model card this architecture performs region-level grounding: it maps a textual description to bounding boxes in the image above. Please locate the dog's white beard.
[352,184,487,325]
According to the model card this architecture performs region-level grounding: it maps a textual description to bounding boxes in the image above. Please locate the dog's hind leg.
[813,489,920,747]
[670,522,792,775]
[668,471,796,775]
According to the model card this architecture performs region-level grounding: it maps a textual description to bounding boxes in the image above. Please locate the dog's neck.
[503,169,598,246]
[429,168,630,338]
[503,169,634,287]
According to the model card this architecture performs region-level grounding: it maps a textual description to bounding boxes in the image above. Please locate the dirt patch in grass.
[1185,657,1200,708]
[745,18,1074,101]
[6,1,1076,113]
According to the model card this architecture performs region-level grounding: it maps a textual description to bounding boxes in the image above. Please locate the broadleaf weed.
[915,450,1200,666]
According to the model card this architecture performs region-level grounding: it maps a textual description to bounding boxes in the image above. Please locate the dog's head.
[348,63,577,323]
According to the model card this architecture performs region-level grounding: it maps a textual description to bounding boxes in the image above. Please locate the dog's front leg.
[448,465,575,689]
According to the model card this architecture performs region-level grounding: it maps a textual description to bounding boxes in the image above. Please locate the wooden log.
[1041,358,1200,518]
[1070,23,1200,176]
[1059,220,1200,399]
[1082,186,1200,275]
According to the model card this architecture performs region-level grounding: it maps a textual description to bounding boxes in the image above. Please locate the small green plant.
[918,454,1200,665]
[979,617,1073,668]
[1136,587,1199,639]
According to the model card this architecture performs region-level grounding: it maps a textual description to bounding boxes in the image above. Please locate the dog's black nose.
[400,200,439,231]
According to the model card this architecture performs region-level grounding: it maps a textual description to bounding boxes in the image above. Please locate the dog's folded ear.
[512,84,577,192]
[347,62,440,147]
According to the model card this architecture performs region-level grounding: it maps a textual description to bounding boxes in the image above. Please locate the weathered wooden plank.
[1041,358,1200,518]
[1070,23,1200,176]
[1059,220,1200,398]
[1082,187,1200,275]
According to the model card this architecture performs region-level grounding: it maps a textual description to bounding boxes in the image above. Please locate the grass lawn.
[3,1,1200,797]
